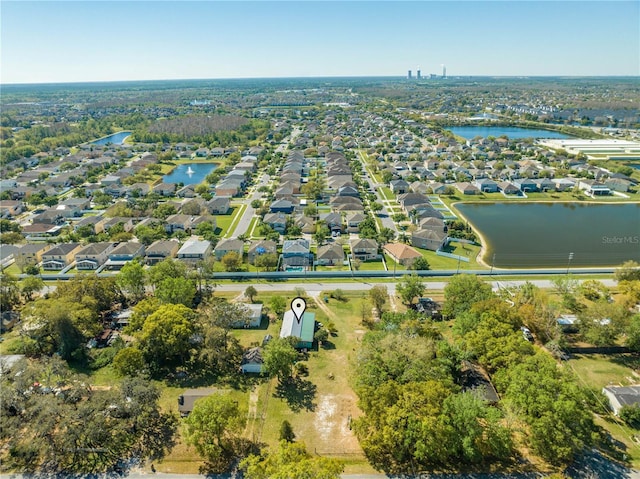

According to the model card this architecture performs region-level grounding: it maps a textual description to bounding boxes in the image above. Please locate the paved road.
[359,151,397,233]
[232,173,269,238]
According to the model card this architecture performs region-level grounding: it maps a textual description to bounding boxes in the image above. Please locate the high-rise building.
[417,68,421,80]
[442,64,447,78]
[407,70,412,80]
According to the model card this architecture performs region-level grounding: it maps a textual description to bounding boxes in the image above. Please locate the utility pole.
[566,252,574,275]
[490,253,496,276]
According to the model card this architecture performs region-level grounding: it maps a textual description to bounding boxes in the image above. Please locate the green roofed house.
[280,310,316,350]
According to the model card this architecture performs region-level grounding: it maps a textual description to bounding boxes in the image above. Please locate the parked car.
[521,326,534,342]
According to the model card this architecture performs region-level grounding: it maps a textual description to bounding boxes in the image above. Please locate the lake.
[91,131,132,145]
[163,163,217,185]
[454,202,640,268]
[447,126,571,140]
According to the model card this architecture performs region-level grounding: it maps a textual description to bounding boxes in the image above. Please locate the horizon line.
[3,74,640,87]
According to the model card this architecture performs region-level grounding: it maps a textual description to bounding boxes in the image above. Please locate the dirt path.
[313,296,338,321]
[389,291,399,311]
[245,386,259,439]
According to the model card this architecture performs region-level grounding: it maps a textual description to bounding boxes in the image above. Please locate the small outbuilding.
[241,347,264,374]
[603,386,640,415]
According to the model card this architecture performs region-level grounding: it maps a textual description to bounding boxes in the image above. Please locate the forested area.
[353,273,640,473]
[131,115,270,146]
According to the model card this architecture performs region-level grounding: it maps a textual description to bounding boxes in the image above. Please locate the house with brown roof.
[145,239,180,265]
[383,243,422,267]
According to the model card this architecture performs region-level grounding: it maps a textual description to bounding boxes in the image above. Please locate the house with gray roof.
[603,386,640,415]
[316,243,345,266]
[75,242,115,270]
[281,238,312,270]
[248,240,277,264]
[41,243,83,270]
[213,238,244,260]
[177,239,212,263]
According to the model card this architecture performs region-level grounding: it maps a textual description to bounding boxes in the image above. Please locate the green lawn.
[224,204,246,238]
[355,260,386,271]
[213,207,239,237]
[379,187,394,202]
[567,354,640,390]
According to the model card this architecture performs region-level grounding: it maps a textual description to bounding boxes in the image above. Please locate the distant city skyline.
[1,1,638,84]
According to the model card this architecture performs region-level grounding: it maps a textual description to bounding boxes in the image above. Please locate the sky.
[1,1,638,84]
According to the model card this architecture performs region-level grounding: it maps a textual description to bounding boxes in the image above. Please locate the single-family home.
[21,223,62,239]
[350,238,379,261]
[474,178,499,193]
[533,178,556,192]
[213,238,244,260]
[316,243,345,266]
[270,199,294,214]
[105,242,145,270]
[247,239,278,264]
[263,213,288,234]
[456,182,481,195]
[579,180,611,196]
[144,239,180,265]
[177,239,212,263]
[390,179,409,194]
[281,239,312,270]
[153,183,177,197]
[320,212,343,234]
[552,178,576,192]
[14,243,52,267]
[41,243,83,270]
[498,181,521,195]
[383,242,423,268]
[206,197,231,215]
[346,212,367,233]
[411,229,448,252]
[75,242,116,270]
[513,178,538,193]
[0,200,24,218]
[232,303,264,328]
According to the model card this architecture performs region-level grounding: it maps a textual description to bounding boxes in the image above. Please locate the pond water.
[162,162,217,185]
[90,131,132,145]
[454,202,640,268]
[446,126,572,140]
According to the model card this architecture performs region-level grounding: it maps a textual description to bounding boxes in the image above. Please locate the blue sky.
[1,1,638,83]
